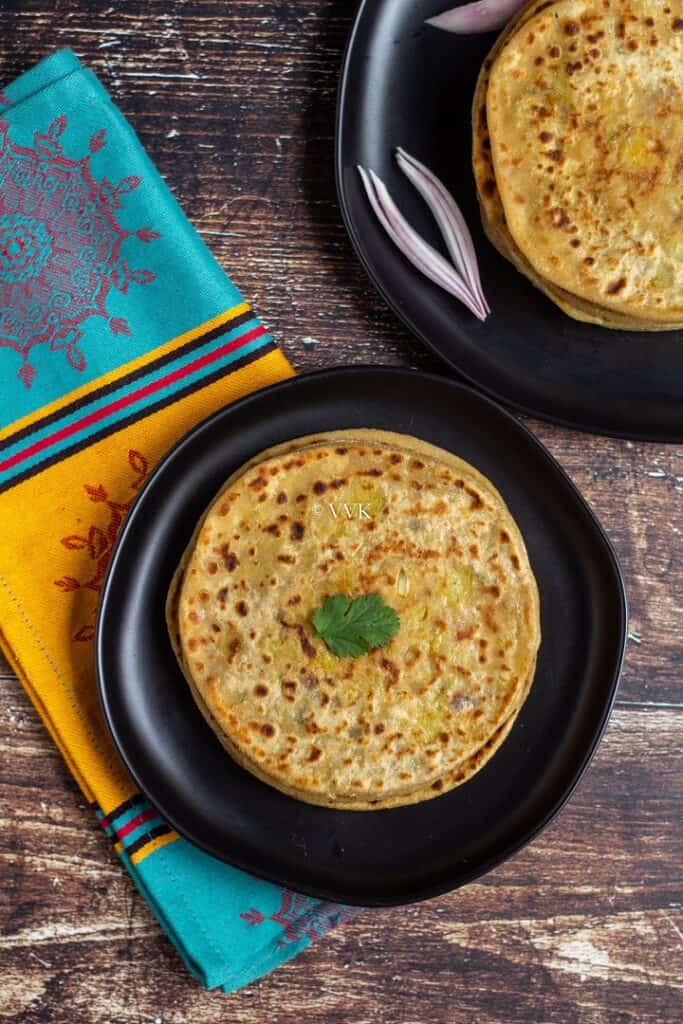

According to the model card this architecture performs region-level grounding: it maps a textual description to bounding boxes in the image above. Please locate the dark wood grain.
[0,2,681,1022]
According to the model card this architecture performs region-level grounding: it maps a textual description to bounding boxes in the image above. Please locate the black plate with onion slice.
[335,0,683,441]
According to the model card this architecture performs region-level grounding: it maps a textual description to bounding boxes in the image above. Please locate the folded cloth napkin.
[0,49,357,991]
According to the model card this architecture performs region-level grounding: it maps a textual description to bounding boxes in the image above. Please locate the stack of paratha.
[167,430,541,809]
[473,0,683,329]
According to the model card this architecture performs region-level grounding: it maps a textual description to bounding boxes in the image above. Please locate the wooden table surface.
[1,2,681,1021]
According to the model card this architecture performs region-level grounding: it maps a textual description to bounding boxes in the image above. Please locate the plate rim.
[334,0,683,444]
[96,365,629,905]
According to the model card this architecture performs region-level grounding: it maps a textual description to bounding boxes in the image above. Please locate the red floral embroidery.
[240,890,359,947]
[240,908,265,926]
[54,449,149,643]
[0,115,159,388]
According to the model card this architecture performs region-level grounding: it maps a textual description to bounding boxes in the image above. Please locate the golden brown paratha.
[168,430,540,809]
[474,0,683,330]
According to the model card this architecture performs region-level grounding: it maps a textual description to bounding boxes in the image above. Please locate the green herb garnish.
[311,594,400,658]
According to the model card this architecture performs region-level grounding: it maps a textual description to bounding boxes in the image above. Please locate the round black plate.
[97,367,627,906]
[335,1,683,441]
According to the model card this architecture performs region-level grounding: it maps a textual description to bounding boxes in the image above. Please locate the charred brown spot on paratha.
[281,621,316,658]
[220,546,239,572]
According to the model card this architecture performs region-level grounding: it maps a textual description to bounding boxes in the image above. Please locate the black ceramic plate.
[335,1,683,441]
[97,367,627,906]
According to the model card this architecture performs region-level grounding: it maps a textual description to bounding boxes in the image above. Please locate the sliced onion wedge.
[395,147,490,315]
[357,165,488,321]
[425,0,526,34]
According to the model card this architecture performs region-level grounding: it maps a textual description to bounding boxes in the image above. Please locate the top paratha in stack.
[473,0,683,330]
[168,429,541,810]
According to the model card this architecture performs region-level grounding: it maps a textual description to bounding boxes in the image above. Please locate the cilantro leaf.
[311,593,400,658]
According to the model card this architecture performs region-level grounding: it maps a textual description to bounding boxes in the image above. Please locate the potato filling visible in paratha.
[168,430,541,809]
[474,0,683,330]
